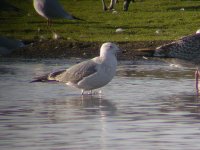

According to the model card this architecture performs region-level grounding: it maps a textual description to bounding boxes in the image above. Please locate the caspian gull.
[32,42,121,95]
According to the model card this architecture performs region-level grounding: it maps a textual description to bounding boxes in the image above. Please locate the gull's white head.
[100,42,121,58]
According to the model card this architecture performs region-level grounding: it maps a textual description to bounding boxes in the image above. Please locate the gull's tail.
[30,73,50,83]
[30,69,66,83]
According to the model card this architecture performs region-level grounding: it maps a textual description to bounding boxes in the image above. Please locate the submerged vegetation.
[1,0,200,42]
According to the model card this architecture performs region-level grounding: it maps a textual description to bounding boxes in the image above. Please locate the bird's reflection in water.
[158,92,200,118]
[38,95,117,124]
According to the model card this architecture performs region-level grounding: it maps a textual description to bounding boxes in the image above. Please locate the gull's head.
[100,42,121,57]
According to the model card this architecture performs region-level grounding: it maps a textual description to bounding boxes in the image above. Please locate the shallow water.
[1,58,200,150]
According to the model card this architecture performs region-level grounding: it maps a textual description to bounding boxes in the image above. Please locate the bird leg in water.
[81,89,102,95]
[81,90,93,95]
[88,90,93,95]
[81,89,85,95]
[195,68,199,94]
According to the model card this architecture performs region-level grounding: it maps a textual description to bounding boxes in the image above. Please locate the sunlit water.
[1,58,200,150]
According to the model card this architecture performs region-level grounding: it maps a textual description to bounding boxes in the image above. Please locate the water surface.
[1,58,200,150]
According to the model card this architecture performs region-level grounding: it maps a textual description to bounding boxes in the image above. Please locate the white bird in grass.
[33,0,80,25]
[31,42,121,95]
[154,33,200,94]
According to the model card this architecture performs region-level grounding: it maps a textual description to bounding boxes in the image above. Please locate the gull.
[154,33,200,93]
[31,42,121,95]
[33,0,80,25]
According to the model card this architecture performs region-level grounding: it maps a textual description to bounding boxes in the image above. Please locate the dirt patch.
[9,39,172,60]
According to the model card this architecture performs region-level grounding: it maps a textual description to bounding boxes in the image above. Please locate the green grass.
[1,0,200,42]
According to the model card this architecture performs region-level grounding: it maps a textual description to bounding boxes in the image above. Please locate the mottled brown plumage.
[154,33,200,94]
[154,33,200,64]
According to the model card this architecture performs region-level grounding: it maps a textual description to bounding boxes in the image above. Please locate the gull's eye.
[109,45,113,49]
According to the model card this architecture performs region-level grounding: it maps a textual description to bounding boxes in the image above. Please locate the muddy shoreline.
[8,40,172,60]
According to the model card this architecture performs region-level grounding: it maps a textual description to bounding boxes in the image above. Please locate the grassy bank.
[1,0,200,42]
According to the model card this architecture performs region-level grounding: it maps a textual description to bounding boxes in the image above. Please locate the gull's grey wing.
[53,60,98,84]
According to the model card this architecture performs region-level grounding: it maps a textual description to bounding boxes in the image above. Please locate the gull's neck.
[98,53,117,68]
[100,53,116,60]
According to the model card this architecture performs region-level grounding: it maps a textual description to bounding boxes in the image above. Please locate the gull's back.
[33,0,73,19]
[155,33,200,62]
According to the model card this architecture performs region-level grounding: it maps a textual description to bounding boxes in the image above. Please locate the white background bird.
[33,0,80,25]
[32,42,121,95]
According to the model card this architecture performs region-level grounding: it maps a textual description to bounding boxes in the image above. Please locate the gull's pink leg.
[81,89,84,95]
[90,90,93,95]
[85,90,93,95]
[195,69,199,94]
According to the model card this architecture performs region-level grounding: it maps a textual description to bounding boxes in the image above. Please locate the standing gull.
[154,33,200,93]
[32,42,121,95]
[33,0,80,25]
